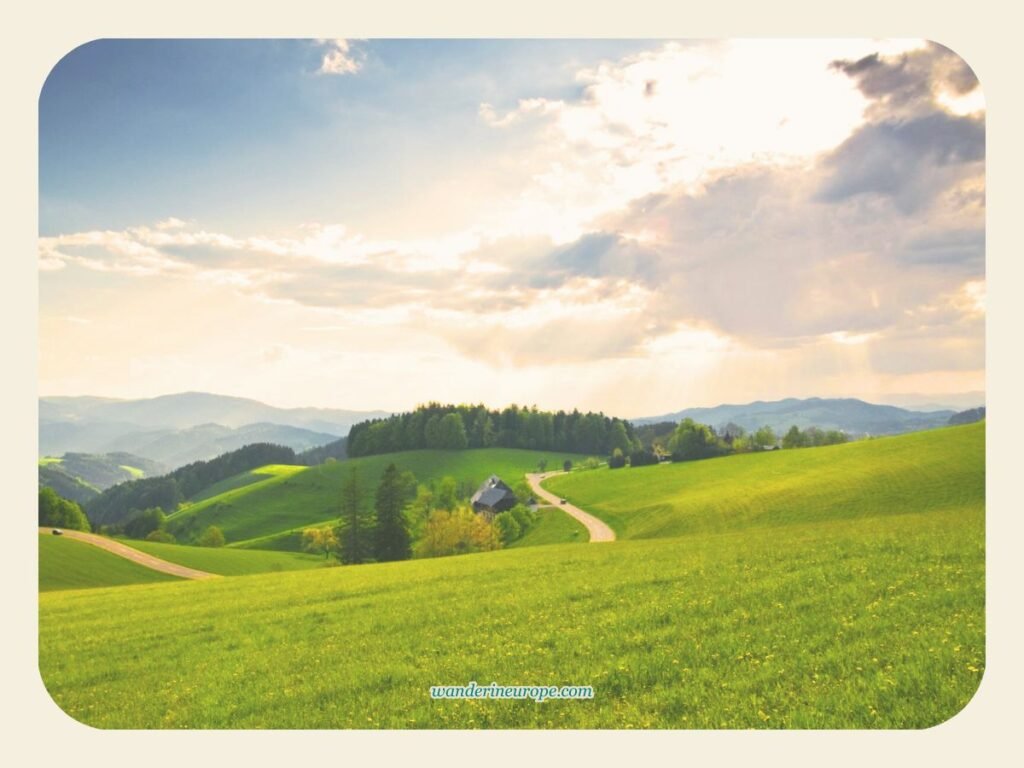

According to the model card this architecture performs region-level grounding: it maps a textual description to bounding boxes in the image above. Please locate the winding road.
[525,472,616,543]
[40,528,218,580]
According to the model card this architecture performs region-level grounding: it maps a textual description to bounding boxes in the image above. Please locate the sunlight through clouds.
[38,39,984,412]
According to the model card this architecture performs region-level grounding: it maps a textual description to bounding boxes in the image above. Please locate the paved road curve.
[525,472,616,543]
[39,528,218,580]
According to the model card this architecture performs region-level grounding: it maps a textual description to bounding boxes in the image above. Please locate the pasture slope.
[119,539,328,576]
[39,534,182,591]
[39,423,984,728]
[543,422,985,540]
[167,448,589,548]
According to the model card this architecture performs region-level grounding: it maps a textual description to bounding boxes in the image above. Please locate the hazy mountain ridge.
[632,397,959,436]
[40,392,388,433]
[38,451,168,505]
[38,392,389,469]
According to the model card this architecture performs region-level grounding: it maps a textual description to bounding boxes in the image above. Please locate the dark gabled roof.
[471,474,517,509]
[485,474,512,492]
[474,487,512,509]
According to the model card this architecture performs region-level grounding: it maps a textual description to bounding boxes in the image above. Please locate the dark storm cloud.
[816,113,984,213]
[901,228,985,268]
[830,41,980,118]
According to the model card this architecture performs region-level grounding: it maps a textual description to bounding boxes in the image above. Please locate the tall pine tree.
[373,463,412,562]
[336,466,373,564]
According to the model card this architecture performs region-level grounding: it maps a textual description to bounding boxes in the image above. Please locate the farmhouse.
[471,475,517,517]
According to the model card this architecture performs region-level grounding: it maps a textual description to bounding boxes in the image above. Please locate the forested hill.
[346,403,639,458]
[86,442,296,526]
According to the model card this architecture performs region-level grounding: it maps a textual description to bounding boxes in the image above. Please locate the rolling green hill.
[166,449,589,547]
[38,424,983,728]
[543,423,984,540]
[39,534,181,591]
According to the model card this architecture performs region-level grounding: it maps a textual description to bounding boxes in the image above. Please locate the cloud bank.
[40,40,985,410]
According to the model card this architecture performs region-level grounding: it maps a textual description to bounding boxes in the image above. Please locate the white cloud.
[155,217,188,230]
[39,40,984,410]
[318,39,363,75]
[473,40,935,244]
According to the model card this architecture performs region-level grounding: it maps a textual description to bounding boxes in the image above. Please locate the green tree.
[537,458,548,473]
[782,425,807,449]
[436,412,469,449]
[423,415,442,448]
[373,463,412,562]
[493,511,521,545]
[435,475,459,511]
[668,418,720,461]
[563,459,573,472]
[752,425,777,449]
[608,421,632,454]
[145,529,176,544]
[336,467,373,564]
[124,507,166,539]
[301,527,338,559]
[38,487,91,532]
[509,503,535,533]
[608,447,627,469]
[398,470,419,502]
[198,525,225,547]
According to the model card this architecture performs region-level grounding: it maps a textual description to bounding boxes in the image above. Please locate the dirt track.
[39,528,218,580]
[525,473,616,543]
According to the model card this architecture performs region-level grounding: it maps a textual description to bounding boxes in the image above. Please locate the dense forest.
[297,436,348,465]
[346,402,640,458]
[85,443,296,526]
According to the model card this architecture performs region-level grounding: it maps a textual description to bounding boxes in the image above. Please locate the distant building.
[471,475,518,518]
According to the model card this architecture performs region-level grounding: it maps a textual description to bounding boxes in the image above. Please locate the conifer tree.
[336,467,373,564]
[373,463,412,562]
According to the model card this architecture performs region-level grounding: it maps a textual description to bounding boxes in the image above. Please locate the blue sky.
[40,39,654,236]
[39,39,985,414]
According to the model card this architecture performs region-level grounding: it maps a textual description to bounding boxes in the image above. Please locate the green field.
[39,535,181,591]
[544,423,985,540]
[509,507,587,548]
[167,449,589,548]
[38,424,983,728]
[116,538,330,576]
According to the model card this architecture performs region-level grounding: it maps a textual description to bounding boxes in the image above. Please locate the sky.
[38,38,985,417]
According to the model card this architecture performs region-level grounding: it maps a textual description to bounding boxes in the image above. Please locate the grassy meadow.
[38,424,984,728]
[39,534,181,591]
[508,507,587,548]
[115,538,330,576]
[168,448,588,548]
[544,423,985,540]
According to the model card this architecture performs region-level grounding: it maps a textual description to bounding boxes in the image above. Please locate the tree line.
[346,402,640,458]
[85,442,296,527]
[608,419,850,468]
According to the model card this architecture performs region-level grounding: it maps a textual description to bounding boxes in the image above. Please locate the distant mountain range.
[631,397,972,436]
[39,392,389,469]
[872,391,985,413]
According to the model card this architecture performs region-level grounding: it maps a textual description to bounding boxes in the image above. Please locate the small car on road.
[51,529,63,536]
